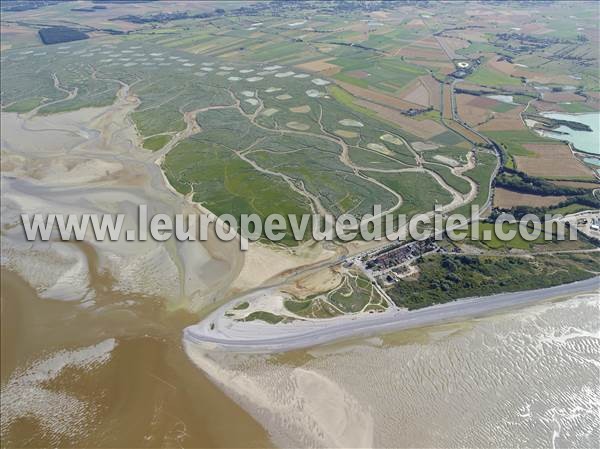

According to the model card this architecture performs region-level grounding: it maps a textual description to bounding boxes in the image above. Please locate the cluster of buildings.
[450,58,479,79]
[351,239,445,286]
[494,32,563,54]
[574,213,600,238]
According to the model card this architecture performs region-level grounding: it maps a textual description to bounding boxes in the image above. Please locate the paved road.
[184,276,599,353]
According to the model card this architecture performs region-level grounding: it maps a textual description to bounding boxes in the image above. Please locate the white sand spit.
[339,119,364,127]
[367,143,392,155]
[262,108,278,117]
[306,89,325,98]
[411,141,439,151]
[334,129,358,138]
[311,78,330,86]
[290,105,311,113]
[286,121,310,131]
[380,134,404,146]
[433,155,459,166]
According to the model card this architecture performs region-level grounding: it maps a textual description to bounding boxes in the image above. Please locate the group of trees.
[390,254,530,309]
[492,163,599,219]
[38,27,89,45]
[495,169,589,196]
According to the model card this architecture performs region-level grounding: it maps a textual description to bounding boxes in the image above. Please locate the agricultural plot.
[493,188,567,209]
[467,63,523,88]
[481,129,545,161]
[329,54,427,93]
[1,13,493,248]
[5,0,597,339]
[514,143,596,180]
[456,94,494,127]
[477,107,526,132]
[443,120,488,146]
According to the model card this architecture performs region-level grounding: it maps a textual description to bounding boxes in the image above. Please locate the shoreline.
[184,276,600,353]
[536,111,600,158]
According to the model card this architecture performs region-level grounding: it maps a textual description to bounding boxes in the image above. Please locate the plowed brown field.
[515,143,596,179]
[494,188,567,208]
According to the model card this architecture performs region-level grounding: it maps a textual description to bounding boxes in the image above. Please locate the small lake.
[538,111,600,155]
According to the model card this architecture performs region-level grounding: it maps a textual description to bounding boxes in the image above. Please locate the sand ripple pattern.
[187,294,600,448]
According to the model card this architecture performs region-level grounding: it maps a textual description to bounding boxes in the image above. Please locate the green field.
[0,2,539,252]
[241,311,291,324]
[2,3,600,449]
[1,36,475,244]
[557,102,598,114]
[490,101,518,113]
[483,129,551,161]
[331,54,427,92]
[328,85,377,117]
[423,163,473,196]
[142,134,171,151]
[453,151,498,216]
[467,65,523,87]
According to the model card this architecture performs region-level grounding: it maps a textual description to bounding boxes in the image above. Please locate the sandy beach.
[184,276,600,352]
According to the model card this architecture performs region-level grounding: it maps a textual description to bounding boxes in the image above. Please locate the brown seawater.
[1,269,272,448]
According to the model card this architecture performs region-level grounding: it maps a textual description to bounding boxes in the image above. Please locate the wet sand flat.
[0,88,268,447]
[186,293,600,448]
[1,270,272,448]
